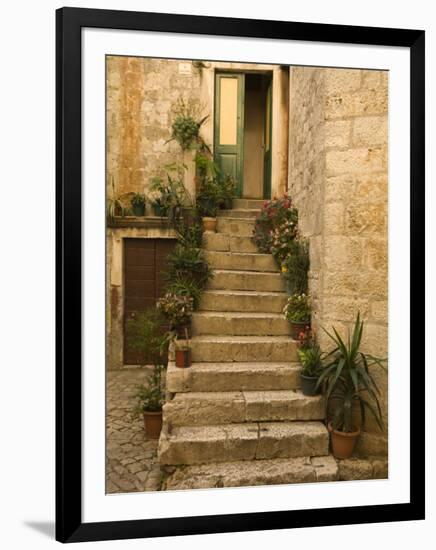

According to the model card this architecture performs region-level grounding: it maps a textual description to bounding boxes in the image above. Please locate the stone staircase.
[158,198,337,489]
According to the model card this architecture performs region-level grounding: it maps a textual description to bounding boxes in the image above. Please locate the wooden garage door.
[123,238,176,365]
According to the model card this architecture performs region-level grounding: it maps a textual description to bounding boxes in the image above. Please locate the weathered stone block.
[353,116,387,146]
[325,120,352,148]
[338,458,373,480]
[345,202,387,236]
[200,290,287,313]
[208,270,285,292]
[324,236,364,271]
[192,311,291,336]
[326,147,386,176]
[204,251,279,272]
[325,175,355,203]
[325,69,362,95]
[256,422,329,459]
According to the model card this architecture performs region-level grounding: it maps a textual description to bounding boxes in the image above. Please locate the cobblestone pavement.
[106,368,162,494]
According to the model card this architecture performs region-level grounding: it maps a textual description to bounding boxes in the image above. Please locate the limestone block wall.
[288,67,388,456]
[107,56,203,200]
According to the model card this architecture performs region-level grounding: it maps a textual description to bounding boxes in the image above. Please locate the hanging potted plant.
[157,292,194,339]
[317,312,386,459]
[175,326,192,368]
[132,365,166,439]
[297,331,323,396]
[131,193,146,216]
[283,293,311,340]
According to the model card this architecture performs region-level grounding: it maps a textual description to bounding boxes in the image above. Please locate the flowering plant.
[253,195,298,254]
[270,219,298,263]
[157,292,193,328]
[283,293,311,323]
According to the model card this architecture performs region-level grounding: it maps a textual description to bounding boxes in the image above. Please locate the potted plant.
[149,168,192,225]
[157,292,194,339]
[317,312,386,459]
[281,238,309,295]
[131,193,146,216]
[196,178,222,232]
[283,293,311,340]
[297,331,323,396]
[218,174,235,210]
[175,327,192,368]
[132,365,166,439]
[166,242,213,289]
[168,97,209,150]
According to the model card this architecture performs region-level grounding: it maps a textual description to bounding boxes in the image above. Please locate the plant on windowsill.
[131,193,146,216]
[317,312,386,459]
[149,164,192,224]
[283,293,311,340]
[297,330,323,396]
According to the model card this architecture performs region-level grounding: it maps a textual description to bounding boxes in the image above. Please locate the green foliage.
[131,193,146,207]
[149,164,192,224]
[166,275,204,310]
[281,239,310,294]
[297,333,323,377]
[126,309,171,366]
[170,98,208,150]
[166,243,213,288]
[317,312,387,433]
[253,195,299,254]
[283,293,311,323]
[157,292,194,328]
[132,365,165,414]
[196,178,222,217]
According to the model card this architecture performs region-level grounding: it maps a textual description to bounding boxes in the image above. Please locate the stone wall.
[288,67,388,456]
[107,56,203,200]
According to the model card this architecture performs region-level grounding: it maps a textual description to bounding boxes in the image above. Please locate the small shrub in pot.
[283,293,311,340]
[297,331,323,396]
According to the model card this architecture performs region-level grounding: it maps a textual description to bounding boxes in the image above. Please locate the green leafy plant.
[166,275,204,310]
[166,243,213,287]
[297,332,323,378]
[157,292,194,328]
[132,365,166,414]
[283,293,311,323]
[126,309,171,366]
[149,164,192,224]
[169,98,208,150]
[196,178,222,217]
[281,239,310,294]
[131,193,146,207]
[317,312,387,433]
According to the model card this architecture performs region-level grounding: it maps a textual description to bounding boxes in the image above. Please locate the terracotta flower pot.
[300,373,320,396]
[289,320,311,340]
[143,411,162,439]
[328,422,361,459]
[175,348,191,368]
[202,217,217,232]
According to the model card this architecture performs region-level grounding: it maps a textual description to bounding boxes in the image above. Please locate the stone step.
[166,361,302,393]
[208,269,286,292]
[205,251,278,272]
[187,335,298,362]
[192,311,291,336]
[217,209,259,219]
[216,217,255,236]
[200,290,287,313]
[158,421,329,465]
[163,390,324,427]
[203,233,258,253]
[233,198,264,210]
[163,456,338,490]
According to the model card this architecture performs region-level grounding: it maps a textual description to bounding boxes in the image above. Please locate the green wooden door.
[214,73,245,197]
[263,80,272,199]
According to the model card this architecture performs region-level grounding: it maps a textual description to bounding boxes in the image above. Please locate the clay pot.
[202,217,217,232]
[300,374,320,396]
[328,422,361,459]
[175,348,191,368]
[143,411,162,439]
[289,320,311,340]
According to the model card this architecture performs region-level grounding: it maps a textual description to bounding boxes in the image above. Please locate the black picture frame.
[56,7,425,543]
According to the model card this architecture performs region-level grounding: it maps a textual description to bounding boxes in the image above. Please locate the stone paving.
[106,368,162,494]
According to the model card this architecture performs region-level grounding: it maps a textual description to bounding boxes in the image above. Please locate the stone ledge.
[107,215,172,229]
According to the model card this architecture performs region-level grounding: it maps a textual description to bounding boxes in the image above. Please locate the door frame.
[214,72,245,198]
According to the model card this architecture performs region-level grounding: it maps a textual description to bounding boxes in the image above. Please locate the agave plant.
[317,312,387,433]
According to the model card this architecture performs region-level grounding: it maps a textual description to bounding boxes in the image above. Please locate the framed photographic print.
[56,7,425,543]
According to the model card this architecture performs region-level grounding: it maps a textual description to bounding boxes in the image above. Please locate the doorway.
[214,72,272,200]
